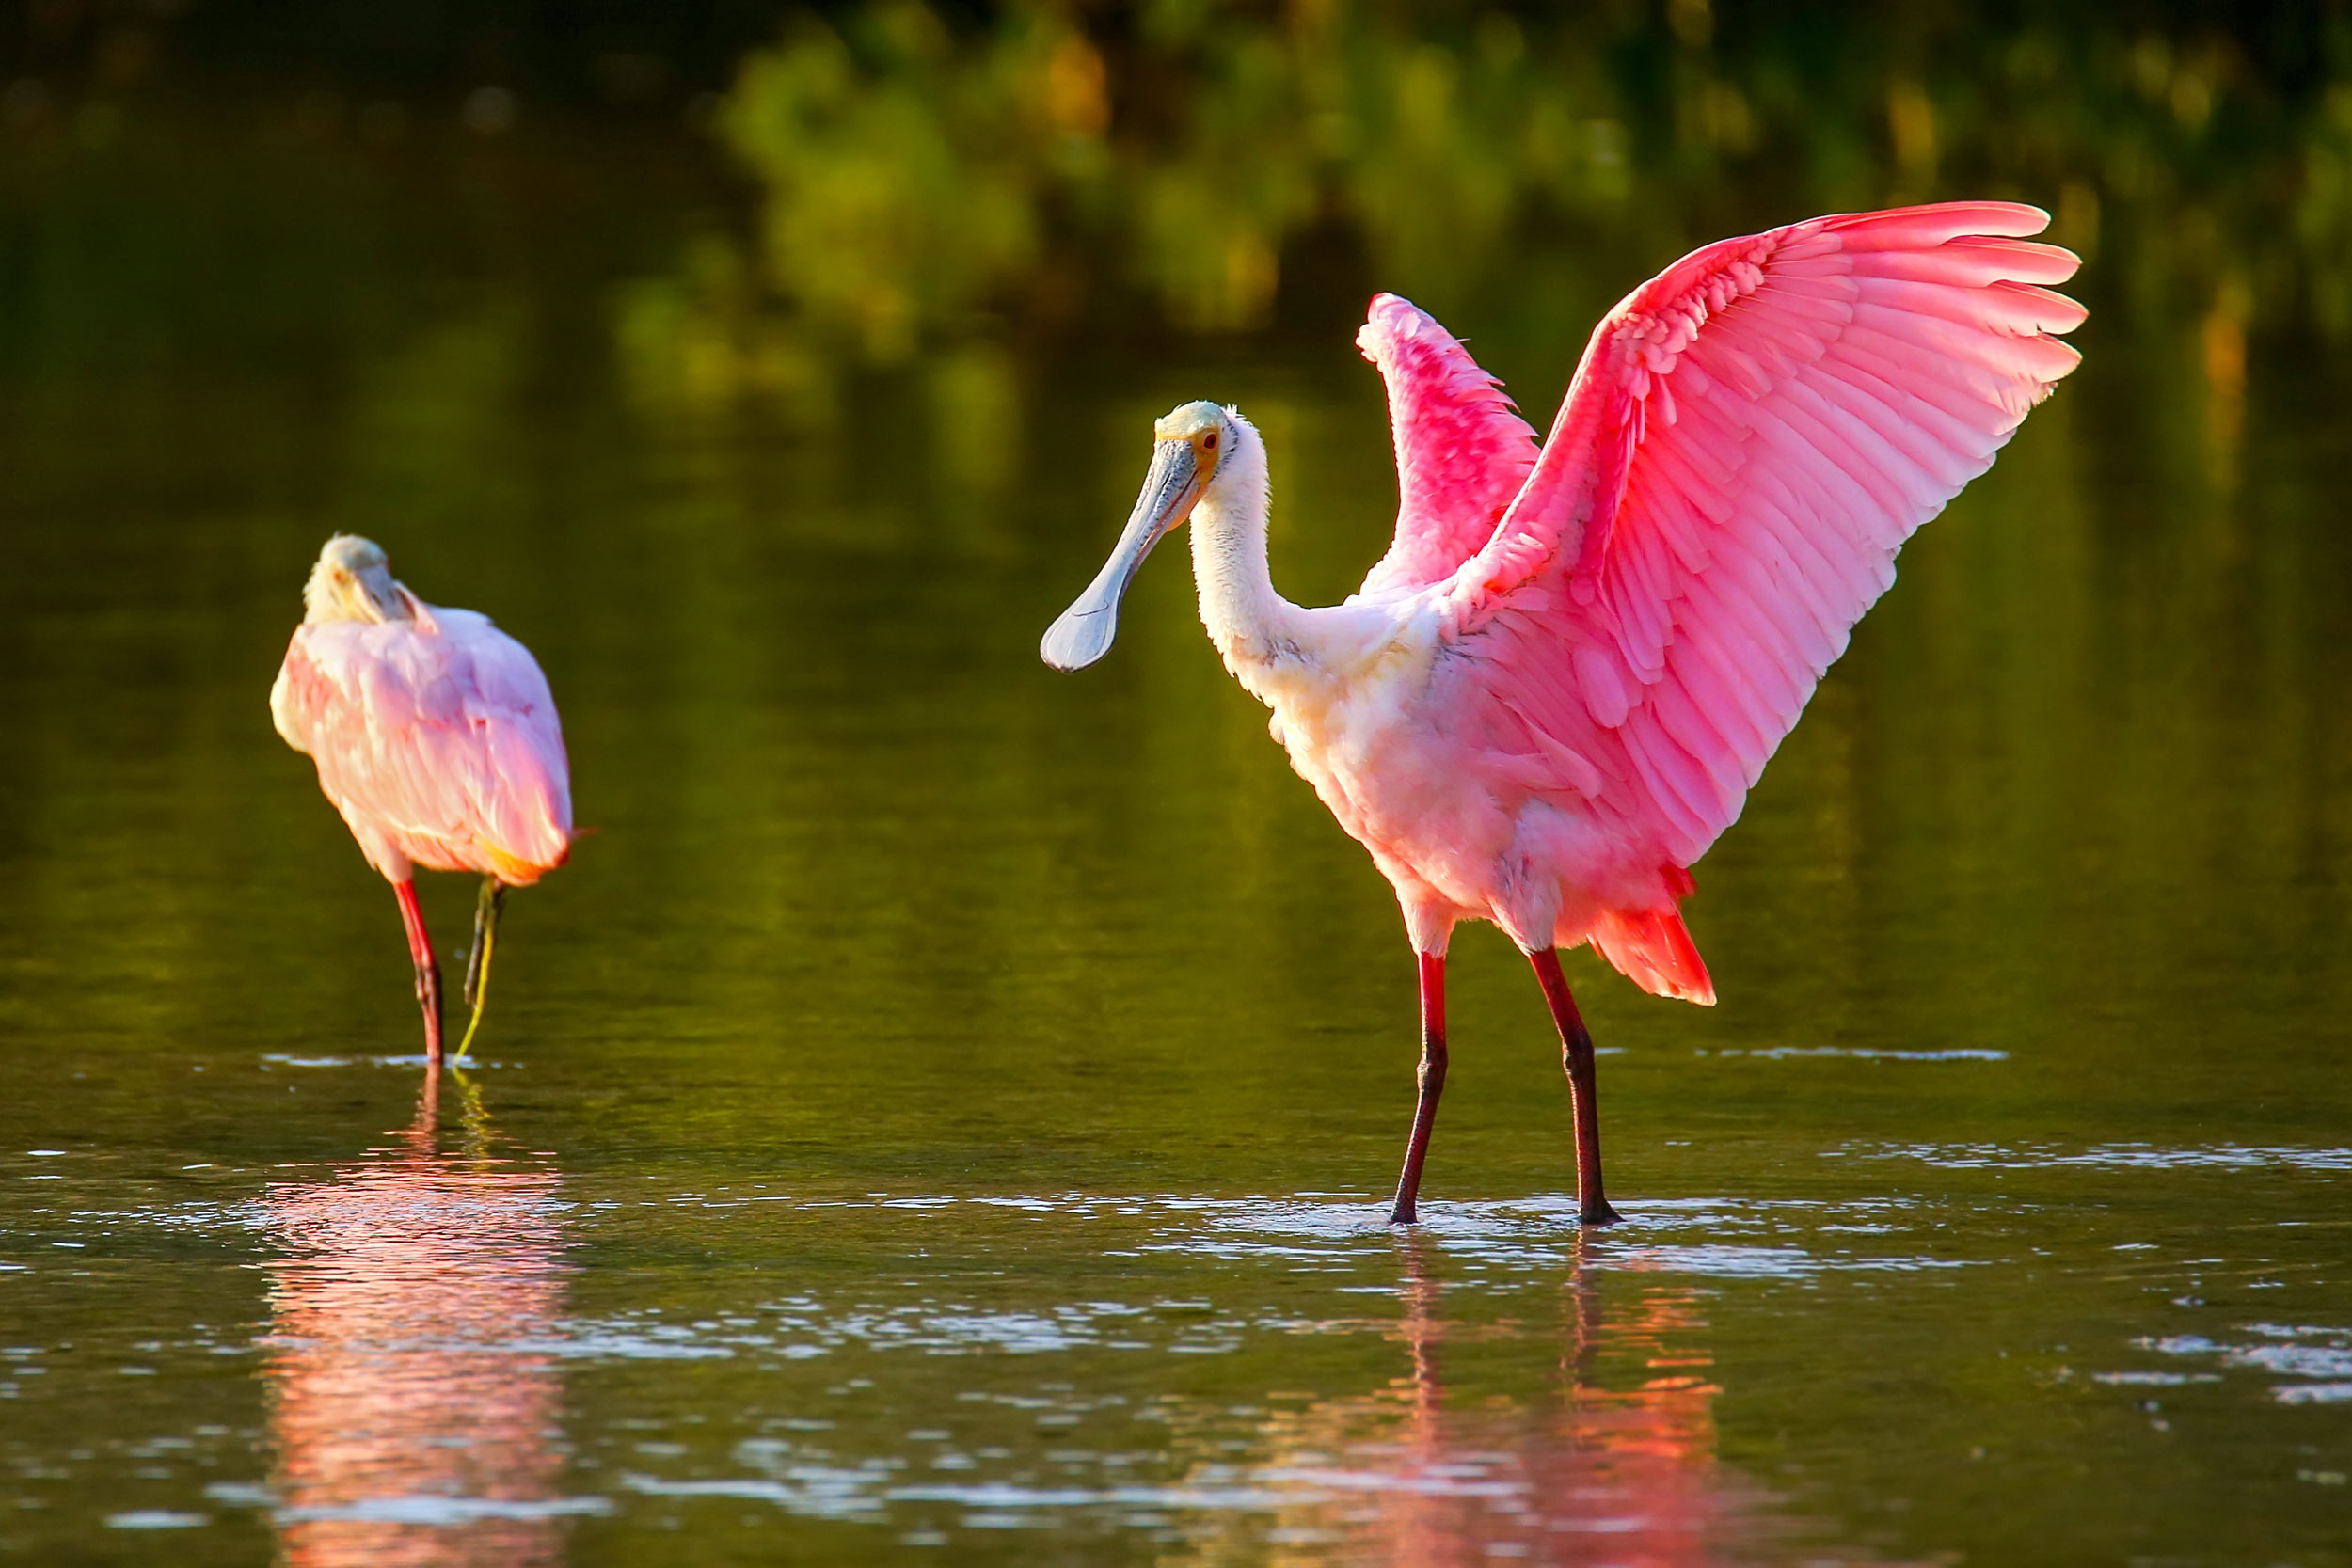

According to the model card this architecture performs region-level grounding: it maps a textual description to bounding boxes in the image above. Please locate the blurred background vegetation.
[5,1,2352,460]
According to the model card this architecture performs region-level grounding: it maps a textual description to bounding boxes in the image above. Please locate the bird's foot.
[1578,1197,1623,1227]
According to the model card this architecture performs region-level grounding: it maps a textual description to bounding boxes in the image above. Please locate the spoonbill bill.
[1041,202,2083,1226]
[271,536,572,1063]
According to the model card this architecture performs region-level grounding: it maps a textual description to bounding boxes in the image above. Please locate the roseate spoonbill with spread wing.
[271,536,572,1063]
[1041,202,2083,1227]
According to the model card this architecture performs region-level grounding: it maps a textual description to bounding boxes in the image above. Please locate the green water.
[4,121,2351,1568]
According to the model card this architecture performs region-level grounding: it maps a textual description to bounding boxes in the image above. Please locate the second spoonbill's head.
[303,535,416,626]
[1040,400,1236,672]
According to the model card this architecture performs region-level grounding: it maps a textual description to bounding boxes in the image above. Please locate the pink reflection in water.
[1178,1236,1889,1566]
[260,1068,571,1568]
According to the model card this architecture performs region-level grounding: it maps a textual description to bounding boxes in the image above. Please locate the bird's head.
[303,535,416,626]
[1040,400,1236,672]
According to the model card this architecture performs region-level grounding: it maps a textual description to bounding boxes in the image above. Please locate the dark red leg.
[394,879,444,1065]
[1388,952,1449,1225]
[1529,949,1622,1227]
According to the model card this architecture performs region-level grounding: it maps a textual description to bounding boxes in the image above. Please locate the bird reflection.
[259,1066,571,1568]
[1169,1232,1846,1566]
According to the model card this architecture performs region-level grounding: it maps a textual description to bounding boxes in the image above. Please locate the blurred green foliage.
[617,0,2352,433]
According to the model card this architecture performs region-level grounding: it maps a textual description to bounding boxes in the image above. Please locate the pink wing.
[1356,293,1539,597]
[1433,203,2081,971]
[272,607,572,885]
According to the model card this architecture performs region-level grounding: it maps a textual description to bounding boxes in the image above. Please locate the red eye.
[1204,433,1218,450]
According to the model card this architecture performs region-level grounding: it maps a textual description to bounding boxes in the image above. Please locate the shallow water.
[3,129,2351,1567]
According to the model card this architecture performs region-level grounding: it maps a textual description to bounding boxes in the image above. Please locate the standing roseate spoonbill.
[1042,202,2083,1227]
[271,536,572,1064]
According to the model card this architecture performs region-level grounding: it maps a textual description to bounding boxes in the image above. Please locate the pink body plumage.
[272,603,572,889]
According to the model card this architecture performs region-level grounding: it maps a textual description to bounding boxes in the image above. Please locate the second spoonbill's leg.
[1388,951,1450,1226]
[1529,949,1623,1227]
[455,877,506,1062]
[393,879,443,1065]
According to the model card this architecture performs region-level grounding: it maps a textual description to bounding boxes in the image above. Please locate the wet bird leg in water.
[394,879,443,1064]
[1389,952,1449,1225]
[1531,950,1622,1227]
[456,878,506,1061]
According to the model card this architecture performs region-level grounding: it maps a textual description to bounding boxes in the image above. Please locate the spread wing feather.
[1356,293,1540,597]
[1437,202,2083,879]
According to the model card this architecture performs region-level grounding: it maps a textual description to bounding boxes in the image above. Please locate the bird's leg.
[455,878,506,1062]
[1529,949,1622,1227]
[394,879,443,1065]
[1388,951,1449,1226]
[460,876,500,1013]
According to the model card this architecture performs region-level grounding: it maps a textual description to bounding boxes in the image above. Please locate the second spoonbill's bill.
[1041,202,2084,1227]
[272,536,573,1064]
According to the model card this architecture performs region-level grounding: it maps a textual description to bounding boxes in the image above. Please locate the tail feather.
[1588,903,1715,1005]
